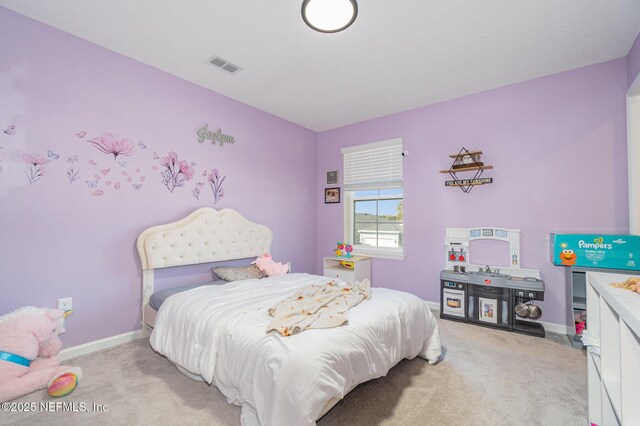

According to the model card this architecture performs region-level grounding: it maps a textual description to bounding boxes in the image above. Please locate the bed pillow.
[212,265,266,281]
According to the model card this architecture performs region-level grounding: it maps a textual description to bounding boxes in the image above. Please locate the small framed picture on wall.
[324,187,340,204]
[326,170,338,185]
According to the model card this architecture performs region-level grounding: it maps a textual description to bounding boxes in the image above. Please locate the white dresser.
[322,256,371,283]
[584,271,640,426]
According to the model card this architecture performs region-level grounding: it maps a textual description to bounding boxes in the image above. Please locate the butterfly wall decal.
[138,141,147,150]
[89,159,97,166]
[67,155,79,164]
[118,161,127,168]
[85,180,98,188]
[76,131,87,138]
[132,184,142,190]
[153,152,159,160]
[3,125,16,135]
[47,150,60,160]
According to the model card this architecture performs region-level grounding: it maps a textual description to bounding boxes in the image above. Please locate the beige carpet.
[3,318,587,426]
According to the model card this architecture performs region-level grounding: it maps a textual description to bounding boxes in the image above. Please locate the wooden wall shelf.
[442,147,494,193]
[439,165,494,174]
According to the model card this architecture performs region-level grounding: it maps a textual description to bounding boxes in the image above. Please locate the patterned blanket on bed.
[267,279,371,336]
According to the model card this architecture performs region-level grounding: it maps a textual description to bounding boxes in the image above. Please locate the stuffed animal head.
[252,253,289,276]
[0,307,65,360]
[252,253,273,268]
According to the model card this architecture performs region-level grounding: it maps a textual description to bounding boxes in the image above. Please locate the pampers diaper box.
[551,233,640,270]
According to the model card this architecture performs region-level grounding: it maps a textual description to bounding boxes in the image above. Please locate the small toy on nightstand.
[334,242,353,257]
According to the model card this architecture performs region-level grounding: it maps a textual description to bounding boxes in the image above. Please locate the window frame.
[343,189,405,260]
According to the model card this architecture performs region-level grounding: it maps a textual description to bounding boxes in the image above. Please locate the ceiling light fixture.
[301,0,358,33]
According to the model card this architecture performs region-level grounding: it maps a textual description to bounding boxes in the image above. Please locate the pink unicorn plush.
[252,253,289,276]
[0,307,82,402]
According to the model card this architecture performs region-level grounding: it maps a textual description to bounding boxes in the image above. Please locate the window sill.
[353,248,405,260]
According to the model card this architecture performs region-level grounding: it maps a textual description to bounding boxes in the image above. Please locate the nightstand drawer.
[326,268,353,282]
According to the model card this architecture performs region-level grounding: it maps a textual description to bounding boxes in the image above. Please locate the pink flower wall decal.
[66,168,80,183]
[179,160,193,180]
[87,133,136,159]
[159,151,194,193]
[192,186,201,200]
[22,153,50,185]
[22,153,49,166]
[207,169,226,205]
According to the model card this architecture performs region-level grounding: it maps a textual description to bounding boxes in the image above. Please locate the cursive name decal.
[197,124,235,146]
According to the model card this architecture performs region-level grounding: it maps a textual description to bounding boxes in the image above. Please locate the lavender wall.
[627,31,640,88]
[0,8,317,346]
[316,59,630,327]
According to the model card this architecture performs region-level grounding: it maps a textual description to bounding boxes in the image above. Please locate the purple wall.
[628,31,640,88]
[0,8,317,346]
[316,59,630,327]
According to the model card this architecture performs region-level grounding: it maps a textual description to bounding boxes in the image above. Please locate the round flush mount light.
[302,0,358,33]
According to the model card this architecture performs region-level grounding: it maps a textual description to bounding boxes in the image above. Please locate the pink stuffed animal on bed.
[252,253,289,276]
[0,307,82,402]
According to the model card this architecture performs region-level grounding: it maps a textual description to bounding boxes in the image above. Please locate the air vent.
[207,55,242,75]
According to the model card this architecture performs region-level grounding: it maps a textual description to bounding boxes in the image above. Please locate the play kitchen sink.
[467,269,511,287]
[441,227,546,337]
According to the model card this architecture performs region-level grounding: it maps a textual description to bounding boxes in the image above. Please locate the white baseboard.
[537,321,572,335]
[425,299,571,335]
[59,330,144,361]
[425,300,440,312]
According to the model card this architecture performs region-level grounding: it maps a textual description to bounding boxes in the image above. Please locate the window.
[342,138,404,259]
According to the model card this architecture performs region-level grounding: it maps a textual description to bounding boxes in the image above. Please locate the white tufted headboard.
[136,208,273,329]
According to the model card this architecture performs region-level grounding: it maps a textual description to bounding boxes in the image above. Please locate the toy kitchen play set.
[440,227,546,337]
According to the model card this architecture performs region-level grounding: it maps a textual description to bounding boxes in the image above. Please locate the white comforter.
[150,273,441,426]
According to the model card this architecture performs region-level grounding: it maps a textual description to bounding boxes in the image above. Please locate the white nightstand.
[323,256,372,283]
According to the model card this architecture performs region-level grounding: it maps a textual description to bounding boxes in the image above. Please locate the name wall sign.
[197,124,236,146]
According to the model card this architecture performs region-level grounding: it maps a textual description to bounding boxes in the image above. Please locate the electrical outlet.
[58,297,72,311]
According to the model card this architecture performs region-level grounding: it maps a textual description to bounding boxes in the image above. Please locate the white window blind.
[342,138,403,191]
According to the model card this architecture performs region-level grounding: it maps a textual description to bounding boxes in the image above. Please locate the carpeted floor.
[3,318,587,426]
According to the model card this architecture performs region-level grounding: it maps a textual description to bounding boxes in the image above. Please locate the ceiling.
[2,1,640,132]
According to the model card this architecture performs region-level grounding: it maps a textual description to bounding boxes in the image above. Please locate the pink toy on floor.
[0,307,82,402]
[252,253,289,276]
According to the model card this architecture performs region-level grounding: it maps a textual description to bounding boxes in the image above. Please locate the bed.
[137,208,442,426]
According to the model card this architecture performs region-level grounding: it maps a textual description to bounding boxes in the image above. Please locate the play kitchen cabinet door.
[322,256,371,283]
[584,271,640,426]
[466,285,511,330]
